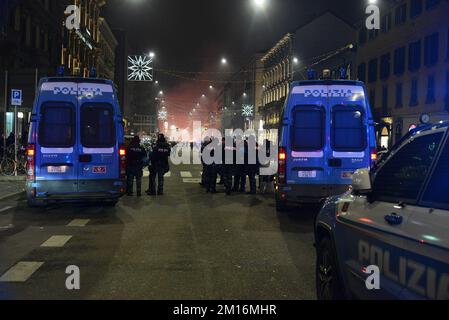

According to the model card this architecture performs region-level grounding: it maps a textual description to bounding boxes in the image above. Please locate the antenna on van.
[307,69,316,80]
[89,67,97,78]
[56,66,65,77]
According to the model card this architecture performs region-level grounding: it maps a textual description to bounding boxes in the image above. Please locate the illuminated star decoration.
[242,104,254,117]
[127,55,153,82]
[158,110,168,121]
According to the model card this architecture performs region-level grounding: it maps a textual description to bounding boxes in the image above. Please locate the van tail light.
[278,147,287,184]
[119,145,126,179]
[370,148,378,166]
[26,144,36,182]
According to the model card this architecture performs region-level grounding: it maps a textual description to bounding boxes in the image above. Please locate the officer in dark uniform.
[126,136,147,196]
[221,136,234,195]
[204,137,219,193]
[245,135,259,194]
[200,137,211,187]
[148,134,171,195]
[232,135,246,192]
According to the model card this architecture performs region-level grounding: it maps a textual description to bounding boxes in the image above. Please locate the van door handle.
[384,213,403,226]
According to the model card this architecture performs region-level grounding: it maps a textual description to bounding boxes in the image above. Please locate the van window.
[81,104,115,148]
[38,103,75,147]
[332,106,366,151]
[291,106,324,151]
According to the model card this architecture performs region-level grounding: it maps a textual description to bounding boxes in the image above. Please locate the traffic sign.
[11,89,22,106]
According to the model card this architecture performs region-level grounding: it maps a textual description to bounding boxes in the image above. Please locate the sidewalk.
[0,176,25,201]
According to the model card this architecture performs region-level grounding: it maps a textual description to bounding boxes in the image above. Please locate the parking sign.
[11,89,22,106]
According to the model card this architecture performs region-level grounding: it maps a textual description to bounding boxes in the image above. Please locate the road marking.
[0,262,44,282]
[40,235,73,248]
[165,171,171,177]
[180,171,193,178]
[0,206,13,213]
[67,219,90,227]
[183,178,201,183]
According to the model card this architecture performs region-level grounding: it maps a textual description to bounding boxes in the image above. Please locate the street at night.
[1,0,449,310]
[0,163,316,300]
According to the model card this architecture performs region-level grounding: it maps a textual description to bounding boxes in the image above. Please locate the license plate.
[47,166,67,173]
[298,171,317,178]
[93,166,107,174]
[341,171,354,179]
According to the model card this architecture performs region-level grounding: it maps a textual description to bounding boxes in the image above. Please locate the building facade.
[260,11,357,138]
[356,0,449,148]
[61,0,106,77]
[98,17,117,80]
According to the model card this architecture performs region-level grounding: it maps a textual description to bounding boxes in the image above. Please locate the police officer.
[245,135,259,195]
[126,136,147,197]
[204,137,219,193]
[148,134,171,196]
[221,136,234,195]
[232,135,246,192]
[200,137,211,187]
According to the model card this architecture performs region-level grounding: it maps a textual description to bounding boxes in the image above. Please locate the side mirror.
[352,168,372,195]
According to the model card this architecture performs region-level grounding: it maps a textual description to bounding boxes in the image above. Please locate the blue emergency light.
[307,69,316,80]
[89,67,97,78]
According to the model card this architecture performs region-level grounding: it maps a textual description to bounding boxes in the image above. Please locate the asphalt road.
[0,164,318,300]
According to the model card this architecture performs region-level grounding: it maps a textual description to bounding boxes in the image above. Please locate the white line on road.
[67,219,90,227]
[165,171,171,177]
[181,171,193,178]
[0,262,44,282]
[0,206,13,213]
[183,178,201,184]
[40,235,73,248]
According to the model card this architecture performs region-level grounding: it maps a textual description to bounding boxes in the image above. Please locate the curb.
[0,190,25,202]
[0,176,26,182]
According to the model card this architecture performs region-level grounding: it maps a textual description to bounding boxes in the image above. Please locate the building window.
[368,58,378,83]
[426,75,436,104]
[396,83,403,108]
[359,29,367,45]
[370,89,376,109]
[380,53,391,80]
[410,0,423,18]
[381,13,392,33]
[395,3,407,26]
[394,47,406,76]
[357,63,366,82]
[382,86,389,116]
[425,0,440,10]
[408,40,422,72]
[410,78,419,107]
[424,32,439,66]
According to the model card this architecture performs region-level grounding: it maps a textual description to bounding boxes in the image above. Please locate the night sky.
[103,0,365,126]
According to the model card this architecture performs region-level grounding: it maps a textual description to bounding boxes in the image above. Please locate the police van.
[25,77,126,207]
[315,122,449,300]
[275,80,377,210]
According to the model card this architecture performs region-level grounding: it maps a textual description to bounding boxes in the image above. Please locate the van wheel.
[316,236,346,300]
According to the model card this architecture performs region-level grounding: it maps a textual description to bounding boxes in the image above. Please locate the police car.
[275,79,377,210]
[315,122,449,300]
[25,75,126,207]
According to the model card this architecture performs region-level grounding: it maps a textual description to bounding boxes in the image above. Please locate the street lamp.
[159,90,164,96]
[253,0,267,9]
[149,51,155,58]
[209,85,214,90]
[221,58,227,65]
[293,57,299,64]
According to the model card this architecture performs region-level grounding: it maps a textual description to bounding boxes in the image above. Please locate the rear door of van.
[77,83,119,193]
[36,82,79,195]
[287,86,328,186]
[328,85,371,185]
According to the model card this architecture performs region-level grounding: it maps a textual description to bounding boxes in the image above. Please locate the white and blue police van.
[315,122,449,300]
[275,79,377,210]
[25,76,126,207]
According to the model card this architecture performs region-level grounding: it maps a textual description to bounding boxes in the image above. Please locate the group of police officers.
[126,134,271,197]
[125,134,171,197]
